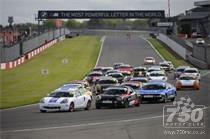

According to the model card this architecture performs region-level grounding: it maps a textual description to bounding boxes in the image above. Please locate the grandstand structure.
[178,0,210,37]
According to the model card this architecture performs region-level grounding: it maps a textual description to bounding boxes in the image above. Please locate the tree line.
[43,19,149,29]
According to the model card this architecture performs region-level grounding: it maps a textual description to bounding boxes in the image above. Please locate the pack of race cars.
[39,57,201,112]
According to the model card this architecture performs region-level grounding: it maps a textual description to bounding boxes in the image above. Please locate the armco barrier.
[0,39,58,70]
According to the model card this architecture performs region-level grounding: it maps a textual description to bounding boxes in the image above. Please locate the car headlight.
[163,77,167,80]
[116,97,122,101]
[60,99,68,104]
[40,98,45,103]
[96,95,101,100]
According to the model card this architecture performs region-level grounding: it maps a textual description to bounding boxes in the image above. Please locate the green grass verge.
[147,37,193,68]
[0,36,101,109]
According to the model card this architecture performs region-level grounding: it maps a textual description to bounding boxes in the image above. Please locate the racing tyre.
[162,95,167,103]
[69,102,74,112]
[85,100,91,110]
[40,110,47,113]
[96,105,101,109]
[171,97,175,102]
[124,100,129,108]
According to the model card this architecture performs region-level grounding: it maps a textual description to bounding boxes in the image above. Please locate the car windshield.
[110,74,122,78]
[98,80,116,84]
[89,73,102,77]
[160,64,169,67]
[185,70,197,73]
[176,68,185,72]
[148,69,160,72]
[134,68,146,72]
[142,84,166,90]
[150,73,165,76]
[104,88,127,95]
[146,57,153,60]
[60,84,79,90]
[130,79,147,83]
[123,84,139,89]
[179,76,195,80]
[49,92,73,98]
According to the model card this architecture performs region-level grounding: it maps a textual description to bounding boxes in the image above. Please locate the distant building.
[178,0,210,37]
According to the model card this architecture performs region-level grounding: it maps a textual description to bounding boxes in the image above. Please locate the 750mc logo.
[163,96,205,128]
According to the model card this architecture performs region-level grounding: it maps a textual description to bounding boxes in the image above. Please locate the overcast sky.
[1,0,196,25]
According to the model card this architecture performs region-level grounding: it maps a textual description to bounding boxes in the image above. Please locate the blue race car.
[139,81,176,103]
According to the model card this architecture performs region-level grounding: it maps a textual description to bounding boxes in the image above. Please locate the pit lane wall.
[156,33,187,59]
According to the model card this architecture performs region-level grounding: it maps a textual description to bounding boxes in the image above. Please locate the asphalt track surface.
[1,35,209,139]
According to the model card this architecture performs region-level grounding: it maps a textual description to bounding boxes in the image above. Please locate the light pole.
[168,0,171,17]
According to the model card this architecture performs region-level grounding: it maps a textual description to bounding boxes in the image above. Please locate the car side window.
[75,91,81,97]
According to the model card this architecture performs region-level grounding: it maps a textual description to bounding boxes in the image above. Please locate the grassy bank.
[1,36,101,109]
[148,38,193,68]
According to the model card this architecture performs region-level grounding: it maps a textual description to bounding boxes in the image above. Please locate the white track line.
[95,35,106,67]
[2,107,208,134]
[140,36,165,61]
[0,104,38,111]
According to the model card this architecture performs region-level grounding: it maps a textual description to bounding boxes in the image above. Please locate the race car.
[175,74,200,90]
[95,86,141,109]
[174,66,190,78]
[140,81,176,103]
[113,62,124,69]
[183,68,201,80]
[94,76,118,94]
[133,66,147,77]
[69,80,90,89]
[144,57,155,65]
[107,72,124,83]
[101,67,114,74]
[159,61,173,72]
[117,64,133,73]
[120,70,132,77]
[39,89,92,113]
[147,71,167,81]
[85,71,103,84]
[105,69,120,75]
[121,81,142,92]
[92,66,104,72]
[129,77,148,85]
[146,66,163,76]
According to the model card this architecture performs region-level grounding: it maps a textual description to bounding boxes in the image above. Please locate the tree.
[65,19,81,29]
[43,19,56,29]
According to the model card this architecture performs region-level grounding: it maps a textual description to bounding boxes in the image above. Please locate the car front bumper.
[96,100,125,108]
[39,103,70,112]
[141,94,165,101]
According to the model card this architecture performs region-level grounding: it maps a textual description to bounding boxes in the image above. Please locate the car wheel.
[85,100,91,110]
[96,105,101,109]
[134,97,141,107]
[69,102,74,112]
[171,97,175,102]
[162,95,167,103]
[40,110,47,113]
[124,100,129,108]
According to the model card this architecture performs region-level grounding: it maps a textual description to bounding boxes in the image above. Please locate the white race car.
[183,68,201,80]
[39,89,92,113]
[175,74,200,90]
[147,71,167,81]
[144,57,155,65]
[146,66,163,76]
